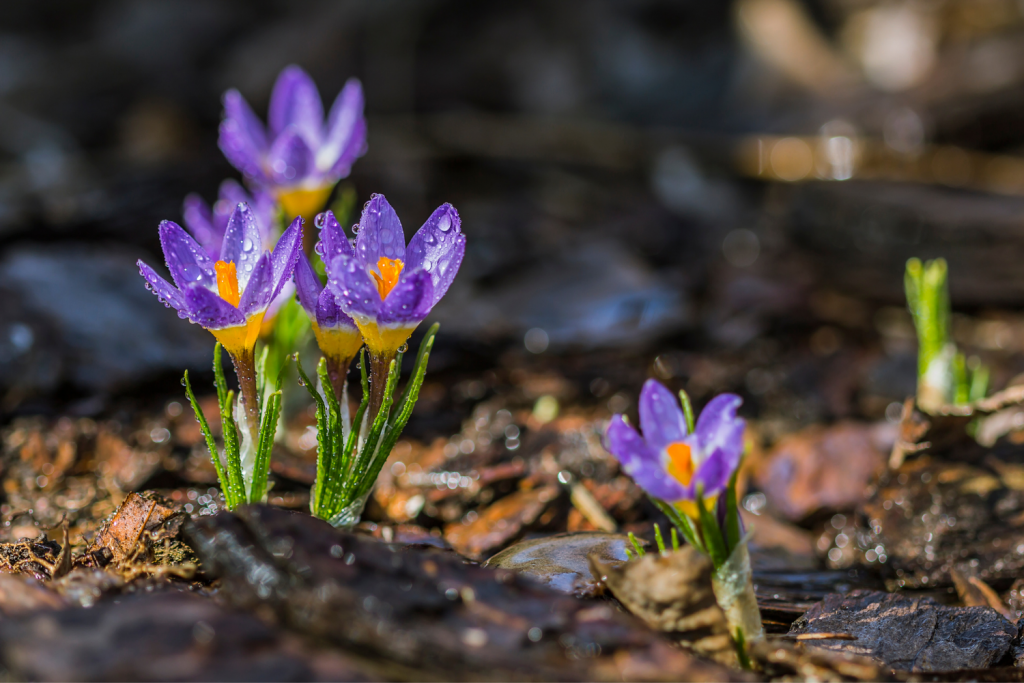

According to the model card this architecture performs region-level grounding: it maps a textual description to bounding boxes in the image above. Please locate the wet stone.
[788,589,1017,672]
[0,245,211,393]
[482,531,633,597]
[184,505,738,682]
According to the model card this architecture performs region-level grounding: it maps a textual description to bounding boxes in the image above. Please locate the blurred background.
[3,0,1024,437]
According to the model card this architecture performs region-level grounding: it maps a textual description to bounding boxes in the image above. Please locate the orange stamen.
[665,442,694,487]
[215,260,241,307]
[372,257,404,300]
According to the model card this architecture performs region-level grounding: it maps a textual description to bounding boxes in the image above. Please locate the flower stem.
[325,354,354,408]
[229,347,261,439]
[367,350,395,423]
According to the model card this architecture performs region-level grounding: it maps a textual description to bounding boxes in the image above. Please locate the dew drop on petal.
[398,343,409,353]
[352,224,361,234]
[314,212,326,229]
[242,238,253,252]
[314,242,325,255]
[423,260,432,271]
[438,214,452,232]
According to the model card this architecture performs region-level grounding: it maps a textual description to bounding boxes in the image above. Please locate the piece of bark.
[788,589,1016,672]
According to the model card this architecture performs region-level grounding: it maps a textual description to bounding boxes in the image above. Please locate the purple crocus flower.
[326,194,465,360]
[294,210,363,397]
[137,203,302,361]
[219,65,367,222]
[605,379,744,520]
[183,179,293,334]
[182,179,275,261]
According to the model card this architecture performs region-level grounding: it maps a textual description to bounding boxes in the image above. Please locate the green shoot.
[627,532,645,558]
[905,257,989,412]
[299,325,440,527]
[184,343,282,509]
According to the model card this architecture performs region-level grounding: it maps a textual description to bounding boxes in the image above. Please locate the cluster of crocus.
[137,64,464,525]
[135,64,371,509]
[605,379,763,650]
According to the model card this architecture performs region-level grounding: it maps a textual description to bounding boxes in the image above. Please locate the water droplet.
[242,238,253,252]
[426,234,436,245]
[438,215,452,232]
[398,343,409,353]
[314,242,325,255]
[363,298,371,304]
[314,213,326,229]
[180,378,186,386]
[352,224,361,234]
[423,261,432,271]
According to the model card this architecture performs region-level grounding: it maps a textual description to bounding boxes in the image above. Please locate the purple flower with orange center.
[182,179,294,336]
[606,379,744,519]
[294,210,363,399]
[326,193,464,415]
[219,65,366,223]
[137,203,302,434]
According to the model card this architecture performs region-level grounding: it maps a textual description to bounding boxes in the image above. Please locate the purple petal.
[638,379,688,453]
[691,448,735,499]
[269,217,303,301]
[405,203,464,306]
[327,253,381,320]
[329,116,367,178]
[181,193,219,258]
[606,416,686,502]
[355,194,405,265]
[268,65,324,145]
[159,220,216,291]
[316,286,357,330]
[266,128,316,187]
[318,210,354,262]
[238,253,274,317]
[138,260,187,314]
[320,78,365,174]
[183,286,245,329]
[293,251,323,318]
[219,203,263,290]
[377,270,434,326]
[694,394,745,464]
[219,90,268,183]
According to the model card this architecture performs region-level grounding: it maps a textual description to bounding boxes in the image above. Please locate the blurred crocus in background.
[219,65,367,227]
